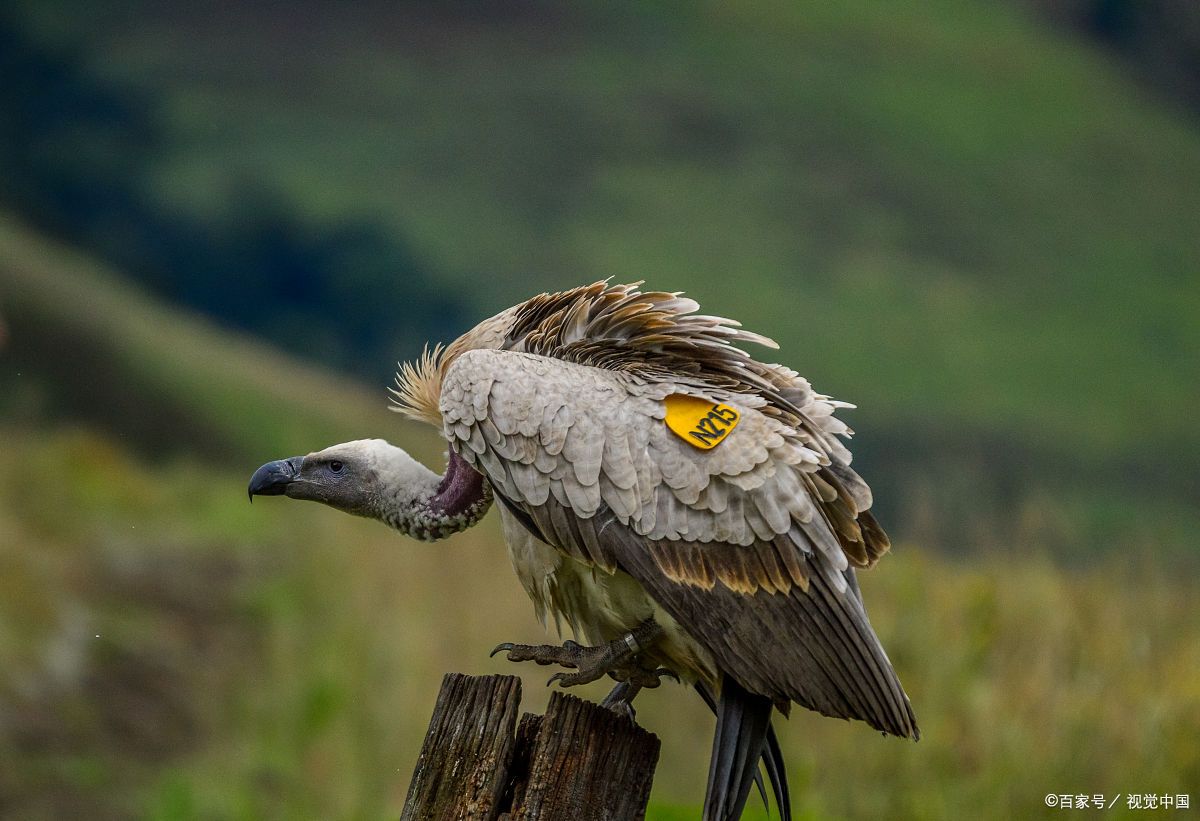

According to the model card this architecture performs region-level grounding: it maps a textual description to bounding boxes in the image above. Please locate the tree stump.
[401,673,661,821]
[401,674,523,820]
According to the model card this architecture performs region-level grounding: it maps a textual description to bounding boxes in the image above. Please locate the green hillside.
[2,219,1198,819]
[0,213,555,819]
[3,0,1200,818]
[11,0,1200,560]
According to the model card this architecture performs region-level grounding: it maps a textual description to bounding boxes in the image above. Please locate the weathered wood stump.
[401,673,661,821]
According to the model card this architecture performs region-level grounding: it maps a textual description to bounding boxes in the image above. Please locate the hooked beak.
[248,456,304,501]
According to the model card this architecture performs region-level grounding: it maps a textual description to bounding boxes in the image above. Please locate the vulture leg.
[491,618,671,690]
[600,665,680,722]
[601,679,642,722]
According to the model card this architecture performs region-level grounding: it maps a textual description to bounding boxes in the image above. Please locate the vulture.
[249,281,918,820]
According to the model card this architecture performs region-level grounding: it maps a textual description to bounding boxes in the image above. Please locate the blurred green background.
[1,2,1197,819]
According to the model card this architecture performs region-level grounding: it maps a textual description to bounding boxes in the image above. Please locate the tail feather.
[761,721,791,821]
[703,675,776,821]
[696,682,791,821]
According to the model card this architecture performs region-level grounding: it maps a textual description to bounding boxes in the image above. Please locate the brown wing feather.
[435,314,917,738]
[524,501,918,739]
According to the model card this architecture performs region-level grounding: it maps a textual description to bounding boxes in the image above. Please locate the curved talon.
[548,670,591,688]
[490,642,515,658]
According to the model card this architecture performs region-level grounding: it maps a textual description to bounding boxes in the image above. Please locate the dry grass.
[1,212,1195,818]
[0,425,1195,820]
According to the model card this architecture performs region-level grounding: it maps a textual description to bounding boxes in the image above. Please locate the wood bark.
[511,690,661,821]
[400,674,661,821]
[401,673,523,821]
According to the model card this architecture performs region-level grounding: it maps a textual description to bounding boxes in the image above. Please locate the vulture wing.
[440,347,917,739]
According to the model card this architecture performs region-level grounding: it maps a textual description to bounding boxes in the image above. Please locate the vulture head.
[249,439,385,515]
[249,438,492,541]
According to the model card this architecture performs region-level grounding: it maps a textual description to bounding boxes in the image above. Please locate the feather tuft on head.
[389,343,445,426]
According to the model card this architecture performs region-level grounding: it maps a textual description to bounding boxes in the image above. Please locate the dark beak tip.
[248,457,302,500]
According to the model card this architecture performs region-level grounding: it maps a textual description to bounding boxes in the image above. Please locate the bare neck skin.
[375,449,493,541]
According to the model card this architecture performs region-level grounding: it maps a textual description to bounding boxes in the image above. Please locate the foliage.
[2,1,1199,817]
[0,11,464,381]
[1019,0,1200,108]
[1,421,1195,820]
[6,0,1198,560]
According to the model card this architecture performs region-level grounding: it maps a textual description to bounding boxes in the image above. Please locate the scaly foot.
[490,618,673,692]
[599,674,678,722]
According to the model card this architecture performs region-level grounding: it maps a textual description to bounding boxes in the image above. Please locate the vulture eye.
[329,460,344,474]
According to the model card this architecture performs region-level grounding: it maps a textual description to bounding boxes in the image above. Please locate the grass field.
[3,0,1200,816]
[2,214,1198,819]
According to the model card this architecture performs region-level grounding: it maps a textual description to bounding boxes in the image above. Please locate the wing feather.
[438,348,917,737]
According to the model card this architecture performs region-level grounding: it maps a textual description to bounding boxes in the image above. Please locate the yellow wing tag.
[664,394,740,450]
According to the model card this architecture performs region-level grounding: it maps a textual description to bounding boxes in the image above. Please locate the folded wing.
[441,348,917,738]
